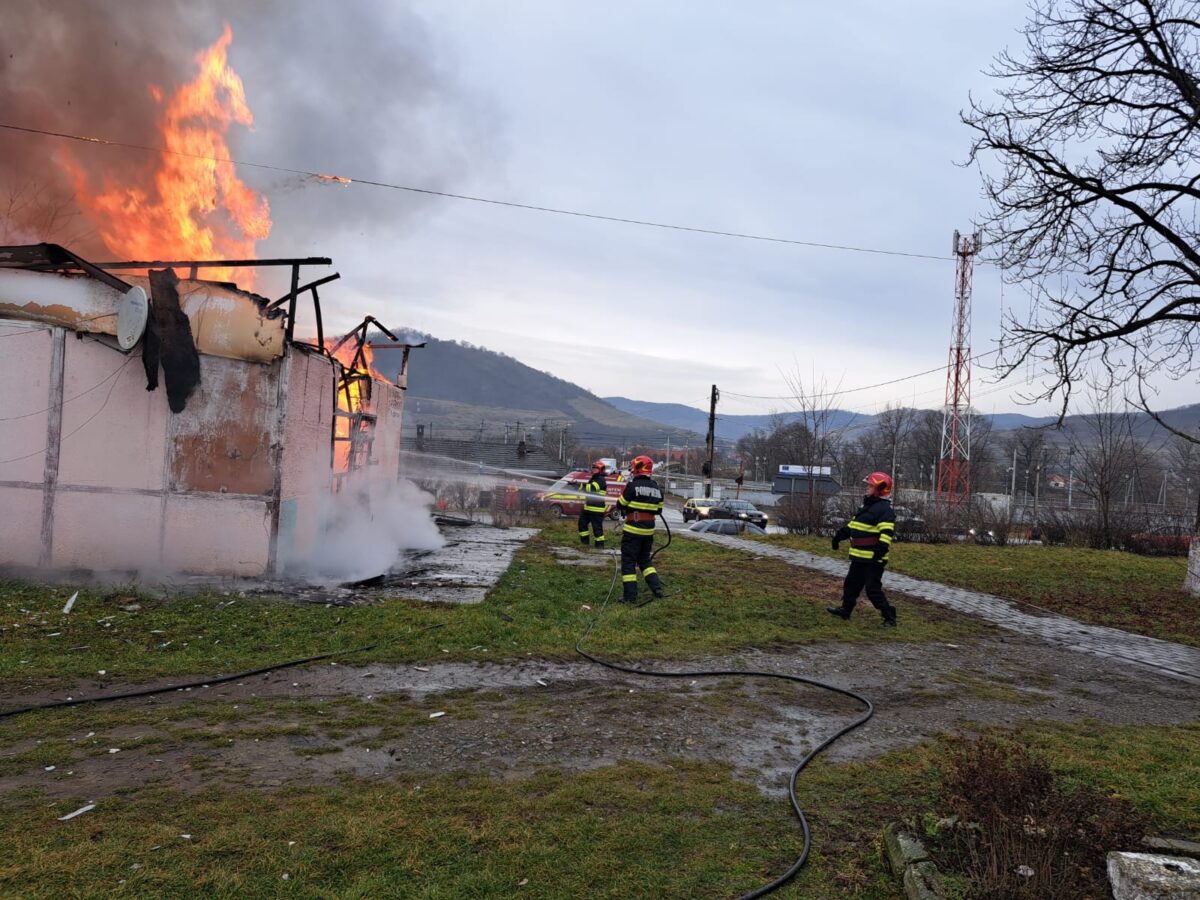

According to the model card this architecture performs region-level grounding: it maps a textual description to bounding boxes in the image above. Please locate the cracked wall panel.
[0,324,53,483]
[162,494,270,576]
[50,491,162,571]
[0,486,43,565]
[57,336,166,491]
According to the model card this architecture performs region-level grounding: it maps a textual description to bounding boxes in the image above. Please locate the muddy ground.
[4,625,1198,802]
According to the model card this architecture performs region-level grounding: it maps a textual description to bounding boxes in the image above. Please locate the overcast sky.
[287,1,1040,418]
[5,2,1190,417]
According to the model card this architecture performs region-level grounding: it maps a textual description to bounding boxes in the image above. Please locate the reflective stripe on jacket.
[583,473,608,513]
[618,474,663,536]
[834,496,896,562]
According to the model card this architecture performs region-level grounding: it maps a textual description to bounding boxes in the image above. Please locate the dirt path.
[5,628,1197,801]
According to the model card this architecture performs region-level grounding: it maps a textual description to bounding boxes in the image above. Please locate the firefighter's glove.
[831,537,840,551]
[872,547,887,562]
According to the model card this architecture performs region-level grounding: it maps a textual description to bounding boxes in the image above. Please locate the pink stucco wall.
[0,319,276,576]
[0,486,43,564]
[57,335,166,491]
[1,318,409,578]
[0,325,53,484]
[278,349,336,568]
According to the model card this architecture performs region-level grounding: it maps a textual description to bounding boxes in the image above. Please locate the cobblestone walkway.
[689,532,1200,684]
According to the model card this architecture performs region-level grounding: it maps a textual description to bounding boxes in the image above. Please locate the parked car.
[681,497,722,522]
[707,499,769,529]
[688,519,767,535]
[892,505,926,537]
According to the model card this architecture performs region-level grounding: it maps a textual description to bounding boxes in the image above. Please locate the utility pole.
[1033,446,1044,522]
[1067,447,1074,510]
[704,384,719,498]
[1009,444,1018,500]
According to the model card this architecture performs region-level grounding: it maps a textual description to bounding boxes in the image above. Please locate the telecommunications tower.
[937,230,981,508]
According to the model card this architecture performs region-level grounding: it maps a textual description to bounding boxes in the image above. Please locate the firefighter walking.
[616,455,665,603]
[827,471,898,628]
[578,460,608,548]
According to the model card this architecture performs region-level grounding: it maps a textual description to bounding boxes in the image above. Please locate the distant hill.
[604,398,860,442]
[370,333,704,446]
[366,331,1200,450]
[604,397,1200,444]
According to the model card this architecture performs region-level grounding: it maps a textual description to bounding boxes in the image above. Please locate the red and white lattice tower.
[937,230,980,508]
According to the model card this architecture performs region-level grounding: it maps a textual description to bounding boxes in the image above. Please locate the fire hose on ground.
[574,511,875,898]
[1,511,874,898]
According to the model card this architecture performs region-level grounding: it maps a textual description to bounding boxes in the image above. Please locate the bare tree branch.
[966,0,1200,429]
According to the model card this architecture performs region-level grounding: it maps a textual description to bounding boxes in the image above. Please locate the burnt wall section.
[274,349,407,575]
[170,357,276,496]
[0,320,410,579]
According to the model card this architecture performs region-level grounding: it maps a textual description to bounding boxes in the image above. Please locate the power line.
[721,349,1003,402]
[0,121,953,262]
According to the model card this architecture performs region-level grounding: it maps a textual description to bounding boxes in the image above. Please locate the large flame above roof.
[60,24,270,285]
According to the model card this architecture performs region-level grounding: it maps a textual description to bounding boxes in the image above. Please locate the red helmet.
[864,471,893,497]
[591,460,606,473]
[630,455,653,475]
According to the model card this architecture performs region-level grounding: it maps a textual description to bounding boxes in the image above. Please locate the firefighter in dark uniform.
[827,471,898,627]
[578,460,608,547]
[616,455,665,603]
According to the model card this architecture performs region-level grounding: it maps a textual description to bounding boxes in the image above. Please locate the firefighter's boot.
[645,567,664,599]
[826,607,850,620]
[621,573,638,604]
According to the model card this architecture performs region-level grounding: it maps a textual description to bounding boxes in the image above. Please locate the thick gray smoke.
[0,1,499,261]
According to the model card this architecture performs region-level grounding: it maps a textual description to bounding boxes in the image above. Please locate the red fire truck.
[538,467,625,518]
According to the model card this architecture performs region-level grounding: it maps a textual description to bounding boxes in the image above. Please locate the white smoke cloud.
[287,476,446,585]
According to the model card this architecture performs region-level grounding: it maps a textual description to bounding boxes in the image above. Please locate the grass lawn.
[2,720,1195,899]
[763,535,1200,648]
[3,521,1196,897]
[1,521,987,685]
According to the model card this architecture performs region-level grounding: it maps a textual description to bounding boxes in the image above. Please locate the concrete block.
[902,860,948,900]
[1142,837,1200,859]
[1109,852,1200,899]
[884,821,929,876]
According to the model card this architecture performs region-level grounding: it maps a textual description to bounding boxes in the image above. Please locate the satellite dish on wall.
[116,285,148,350]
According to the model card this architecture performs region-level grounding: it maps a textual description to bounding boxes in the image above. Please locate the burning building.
[0,243,421,578]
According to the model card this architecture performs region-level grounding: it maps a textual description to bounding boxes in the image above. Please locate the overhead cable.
[721,349,1003,402]
[0,121,951,261]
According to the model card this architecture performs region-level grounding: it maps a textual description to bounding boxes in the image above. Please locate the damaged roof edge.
[0,242,134,294]
[0,244,323,364]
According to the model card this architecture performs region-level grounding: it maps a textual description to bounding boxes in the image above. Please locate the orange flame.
[61,24,270,285]
[324,336,379,474]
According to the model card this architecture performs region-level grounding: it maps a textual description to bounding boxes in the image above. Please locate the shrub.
[935,738,1146,899]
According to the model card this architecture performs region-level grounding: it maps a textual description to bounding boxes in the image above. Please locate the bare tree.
[1167,433,1200,515]
[907,410,948,494]
[966,0,1200,589]
[0,182,93,247]
[868,404,917,489]
[1071,381,1147,547]
[966,0,1200,424]
[780,371,854,531]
